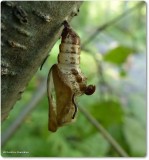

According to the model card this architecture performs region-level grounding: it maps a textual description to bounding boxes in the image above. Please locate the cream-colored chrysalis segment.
[47,22,95,132]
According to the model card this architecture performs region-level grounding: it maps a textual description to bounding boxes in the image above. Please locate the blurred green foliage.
[104,46,135,65]
[1,1,146,157]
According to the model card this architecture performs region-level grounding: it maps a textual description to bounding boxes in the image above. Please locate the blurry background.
[1,1,146,157]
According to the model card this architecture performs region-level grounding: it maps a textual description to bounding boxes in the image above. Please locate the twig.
[82,1,145,48]
[78,105,129,157]
[1,77,47,147]
[2,77,129,157]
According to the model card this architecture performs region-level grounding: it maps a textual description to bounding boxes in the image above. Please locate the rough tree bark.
[1,1,83,121]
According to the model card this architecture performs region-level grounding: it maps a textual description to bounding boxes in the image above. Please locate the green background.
[1,1,146,157]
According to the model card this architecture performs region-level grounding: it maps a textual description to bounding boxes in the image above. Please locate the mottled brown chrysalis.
[47,22,95,132]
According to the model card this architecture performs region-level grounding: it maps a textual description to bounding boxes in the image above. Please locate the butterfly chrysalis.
[47,21,95,132]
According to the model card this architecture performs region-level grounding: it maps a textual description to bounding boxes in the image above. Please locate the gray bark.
[1,1,83,121]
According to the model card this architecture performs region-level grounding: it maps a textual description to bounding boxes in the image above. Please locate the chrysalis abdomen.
[58,25,95,96]
[57,25,92,96]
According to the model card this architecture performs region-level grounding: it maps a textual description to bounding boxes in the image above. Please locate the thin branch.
[82,1,145,48]
[2,77,129,157]
[78,105,129,157]
[1,77,47,147]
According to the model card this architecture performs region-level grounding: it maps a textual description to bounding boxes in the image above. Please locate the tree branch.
[1,77,47,147]
[78,106,129,157]
[82,1,145,48]
[1,1,83,121]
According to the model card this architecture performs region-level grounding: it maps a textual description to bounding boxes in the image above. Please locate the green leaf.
[119,68,127,77]
[77,133,109,156]
[104,46,134,65]
[91,100,124,127]
[80,51,98,79]
[128,94,146,127]
[123,117,146,156]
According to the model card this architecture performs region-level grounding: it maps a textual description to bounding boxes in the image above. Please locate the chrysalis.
[47,22,95,132]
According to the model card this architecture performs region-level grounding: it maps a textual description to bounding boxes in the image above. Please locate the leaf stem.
[78,105,129,157]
